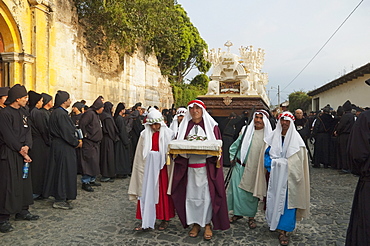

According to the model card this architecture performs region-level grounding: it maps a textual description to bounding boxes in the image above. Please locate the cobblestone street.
[1,167,357,245]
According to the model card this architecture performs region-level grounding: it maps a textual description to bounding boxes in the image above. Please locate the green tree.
[73,1,210,85]
[189,74,209,89]
[154,5,211,83]
[288,91,312,113]
[172,83,207,107]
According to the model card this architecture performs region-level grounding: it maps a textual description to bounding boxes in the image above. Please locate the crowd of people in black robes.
[289,100,370,246]
[291,101,369,174]
[0,84,154,232]
[1,81,370,244]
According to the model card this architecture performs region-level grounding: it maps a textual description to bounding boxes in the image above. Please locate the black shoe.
[82,183,94,192]
[53,201,73,210]
[0,221,14,233]
[339,169,350,175]
[90,181,101,186]
[116,174,128,179]
[15,213,40,221]
[100,177,110,182]
[312,165,320,168]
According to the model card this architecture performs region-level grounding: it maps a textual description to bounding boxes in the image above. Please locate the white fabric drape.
[139,151,162,229]
[185,124,212,226]
[176,101,218,141]
[240,111,272,164]
[265,158,288,230]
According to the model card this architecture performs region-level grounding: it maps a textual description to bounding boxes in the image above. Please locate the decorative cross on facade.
[224,40,233,53]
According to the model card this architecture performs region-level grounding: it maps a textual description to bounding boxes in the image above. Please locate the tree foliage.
[288,91,312,113]
[189,74,209,89]
[172,83,207,107]
[73,0,210,85]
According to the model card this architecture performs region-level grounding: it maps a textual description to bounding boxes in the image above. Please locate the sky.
[177,0,370,105]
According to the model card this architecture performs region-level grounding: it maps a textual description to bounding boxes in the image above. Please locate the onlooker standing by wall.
[43,91,82,210]
[99,102,118,182]
[0,84,39,233]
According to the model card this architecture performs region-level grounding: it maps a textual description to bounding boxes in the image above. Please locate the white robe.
[265,158,288,230]
[185,125,212,227]
[139,151,162,229]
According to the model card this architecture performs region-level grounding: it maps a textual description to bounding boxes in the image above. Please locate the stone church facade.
[0,0,173,108]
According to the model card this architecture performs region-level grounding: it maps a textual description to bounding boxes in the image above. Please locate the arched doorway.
[0,33,4,86]
[0,1,23,87]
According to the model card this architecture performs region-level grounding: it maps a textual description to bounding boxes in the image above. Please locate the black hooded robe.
[43,107,79,201]
[345,110,370,245]
[221,116,240,167]
[71,113,83,174]
[114,115,131,176]
[29,107,50,196]
[79,109,103,176]
[336,112,355,170]
[99,109,118,178]
[129,110,144,165]
[0,106,33,215]
[312,113,336,167]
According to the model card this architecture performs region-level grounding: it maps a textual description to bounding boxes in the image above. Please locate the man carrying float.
[169,99,230,240]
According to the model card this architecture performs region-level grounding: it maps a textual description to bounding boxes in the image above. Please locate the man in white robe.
[169,107,187,136]
[265,111,310,246]
[171,99,229,241]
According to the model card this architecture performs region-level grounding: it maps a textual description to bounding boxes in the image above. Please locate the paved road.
[0,167,357,245]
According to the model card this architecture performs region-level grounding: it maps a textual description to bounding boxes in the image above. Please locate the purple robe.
[171,120,230,230]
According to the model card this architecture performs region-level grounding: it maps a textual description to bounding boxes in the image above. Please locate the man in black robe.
[99,101,118,182]
[345,104,370,245]
[334,100,355,173]
[129,102,144,166]
[28,91,50,200]
[0,86,9,110]
[220,112,239,167]
[114,103,131,178]
[70,102,84,126]
[70,101,84,174]
[233,110,249,141]
[0,84,39,233]
[294,109,312,160]
[312,106,336,168]
[79,97,104,192]
[294,109,309,139]
[43,91,82,210]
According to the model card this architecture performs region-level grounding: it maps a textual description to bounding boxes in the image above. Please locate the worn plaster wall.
[1,0,173,108]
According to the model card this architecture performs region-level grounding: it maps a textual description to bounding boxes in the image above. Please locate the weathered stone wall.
[1,0,173,108]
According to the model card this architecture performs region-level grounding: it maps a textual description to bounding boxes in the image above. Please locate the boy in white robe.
[128,109,175,231]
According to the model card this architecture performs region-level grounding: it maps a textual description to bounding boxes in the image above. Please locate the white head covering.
[142,109,174,165]
[169,107,187,134]
[176,99,218,140]
[266,111,305,158]
[239,110,273,163]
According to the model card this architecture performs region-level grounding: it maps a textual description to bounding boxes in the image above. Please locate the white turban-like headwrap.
[176,99,218,140]
[239,110,273,163]
[266,111,305,158]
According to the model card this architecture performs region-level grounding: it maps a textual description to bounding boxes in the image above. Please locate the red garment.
[135,131,175,220]
[136,165,175,220]
[151,131,159,151]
